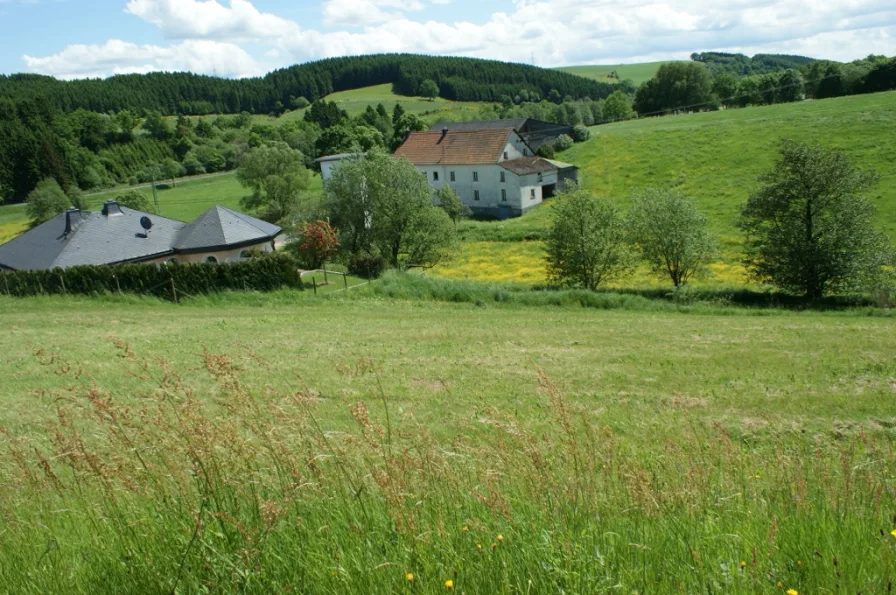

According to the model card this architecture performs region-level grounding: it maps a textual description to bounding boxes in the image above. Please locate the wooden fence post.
[343,273,348,290]
[115,275,122,295]
[312,277,317,295]
[169,278,178,304]
[59,272,66,295]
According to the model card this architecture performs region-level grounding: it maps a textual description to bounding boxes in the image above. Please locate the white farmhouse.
[394,127,577,219]
[315,153,361,181]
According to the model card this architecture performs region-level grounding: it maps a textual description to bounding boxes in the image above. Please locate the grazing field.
[555,61,675,84]
[435,92,896,286]
[0,286,894,593]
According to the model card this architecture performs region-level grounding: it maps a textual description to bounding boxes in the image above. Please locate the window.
[503,151,508,160]
[450,171,455,182]
[473,171,478,182]
[500,171,505,183]
[474,190,480,201]
[239,250,254,260]
[530,189,536,200]
[501,189,507,202]
[204,255,219,264]
[433,171,439,181]
[537,173,543,182]
[166,258,179,265]
[523,149,529,156]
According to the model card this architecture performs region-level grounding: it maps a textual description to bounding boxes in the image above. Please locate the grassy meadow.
[0,281,895,592]
[434,92,896,288]
[555,61,675,85]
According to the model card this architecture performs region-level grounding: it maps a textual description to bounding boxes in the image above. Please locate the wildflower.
[796,560,802,567]
[891,529,896,538]
[739,561,746,568]
[786,589,798,595]
[476,544,482,551]
[497,534,504,542]
[445,579,454,590]
[406,573,414,583]
[462,526,469,532]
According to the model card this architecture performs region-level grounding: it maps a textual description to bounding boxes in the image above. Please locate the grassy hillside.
[556,61,675,84]
[437,92,896,286]
[0,288,893,592]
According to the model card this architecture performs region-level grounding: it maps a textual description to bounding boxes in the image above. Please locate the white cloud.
[23,39,264,79]
[21,0,896,79]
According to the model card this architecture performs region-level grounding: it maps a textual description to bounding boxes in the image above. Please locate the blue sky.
[1,0,894,79]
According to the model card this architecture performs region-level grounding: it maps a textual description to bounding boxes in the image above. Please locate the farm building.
[315,153,361,181]
[0,201,281,271]
[428,118,574,151]
[394,127,577,219]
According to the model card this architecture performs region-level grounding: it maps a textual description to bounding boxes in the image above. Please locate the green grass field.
[555,61,675,85]
[435,92,896,286]
[0,280,894,592]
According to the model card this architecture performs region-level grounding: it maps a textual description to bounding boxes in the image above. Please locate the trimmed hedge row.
[0,253,303,298]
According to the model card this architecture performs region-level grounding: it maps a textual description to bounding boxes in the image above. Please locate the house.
[428,118,574,152]
[0,201,281,271]
[315,153,360,181]
[394,127,577,219]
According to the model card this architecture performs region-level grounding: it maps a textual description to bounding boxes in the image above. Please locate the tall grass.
[1,341,894,593]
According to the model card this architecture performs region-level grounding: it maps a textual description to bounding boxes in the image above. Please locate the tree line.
[634,55,896,116]
[0,54,616,117]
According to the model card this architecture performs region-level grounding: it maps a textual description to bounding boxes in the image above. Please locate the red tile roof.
[394,129,516,165]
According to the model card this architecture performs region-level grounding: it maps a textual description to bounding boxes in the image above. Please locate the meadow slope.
[0,290,894,592]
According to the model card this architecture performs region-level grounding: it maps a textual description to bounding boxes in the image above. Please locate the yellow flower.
[406,573,414,583]
[445,579,454,590]
[786,589,798,595]
[462,526,469,532]
[739,561,746,568]
[796,560,802,567]
[891,529,896,538]
[476,544,482,551]
[497,534,504,542]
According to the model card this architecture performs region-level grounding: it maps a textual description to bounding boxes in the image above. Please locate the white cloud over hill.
[21,0,896,79]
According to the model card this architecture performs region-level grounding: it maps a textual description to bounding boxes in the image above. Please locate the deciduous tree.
[26,178,71,228]
[739,140,892,298]
[627,188,716,287]
[545,188,632,290]
[419,79,440,101]
[237,143,312,224]
[435,185,471,226]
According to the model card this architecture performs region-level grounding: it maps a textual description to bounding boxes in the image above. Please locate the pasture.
[0,285,894,592]
[555,61,675,85]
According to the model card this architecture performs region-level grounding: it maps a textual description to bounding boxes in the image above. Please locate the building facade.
[394,128,577,219]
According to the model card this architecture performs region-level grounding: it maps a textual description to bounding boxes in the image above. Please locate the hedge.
[0,253,303,299]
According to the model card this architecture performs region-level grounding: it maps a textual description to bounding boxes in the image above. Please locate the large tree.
[237,143,312,224]
[634,62,713,115]
[418,79,440,101]
[627,188,716,287]
[26,178,72,228]
[545,188,632,290]
[739,140,892,298]
[434,185,471,227]
[327,150,456,269]
[601,90,633,121]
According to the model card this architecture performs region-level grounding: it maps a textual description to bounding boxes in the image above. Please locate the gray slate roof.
[175,206,281,252]
[0,204,282,271]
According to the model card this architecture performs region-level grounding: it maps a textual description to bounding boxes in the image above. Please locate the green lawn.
[555,61,676,85]
[0,287,894,592]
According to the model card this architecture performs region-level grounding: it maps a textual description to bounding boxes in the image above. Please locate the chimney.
[102,200,123,217]
[441,127,449,138]
[64,208,82,236]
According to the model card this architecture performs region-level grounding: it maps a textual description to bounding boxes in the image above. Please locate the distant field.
[555,61,675,85]
[436,92,896,286]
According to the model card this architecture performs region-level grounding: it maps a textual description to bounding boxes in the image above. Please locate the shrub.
[294,220,340,269]
[536,143,556,159]
[572,125,591,142]
[554,134,574,151]
[348,251,386,279]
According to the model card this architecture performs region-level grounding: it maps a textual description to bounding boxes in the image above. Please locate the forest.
[0,54,616,117]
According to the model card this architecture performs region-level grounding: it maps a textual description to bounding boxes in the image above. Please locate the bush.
[554,134,574,151]
[348,251,386,279]
[0,253,302,298]
[572,125,591,142]
[536,143,556,159]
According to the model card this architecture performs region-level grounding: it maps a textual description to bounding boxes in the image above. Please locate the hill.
[0,54,616,116]
[555,61,675,85]
[690,52,818,77]
[436,92,896,287]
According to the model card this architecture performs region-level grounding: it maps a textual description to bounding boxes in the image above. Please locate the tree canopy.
[739,140,892,298]
[237,143,313,224]
[26,178,72,228]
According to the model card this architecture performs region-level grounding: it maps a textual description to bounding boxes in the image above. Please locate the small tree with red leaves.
[295,220,339,270]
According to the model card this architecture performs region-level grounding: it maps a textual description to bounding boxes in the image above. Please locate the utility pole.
[151,166,160,213]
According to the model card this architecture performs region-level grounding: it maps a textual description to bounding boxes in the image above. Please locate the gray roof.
[430,119,528,132]
[0,203,281,271]
[500,157,559,176]
[175,206,281,252]
[314,153,361,163]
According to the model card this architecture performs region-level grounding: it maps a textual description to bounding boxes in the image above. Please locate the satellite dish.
[140,216,153,232]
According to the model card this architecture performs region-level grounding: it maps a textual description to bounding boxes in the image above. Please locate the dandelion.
[406,573,414,583]
[497,534,504,542]
[476,544,482,551]
[786,589,798,595]
[739,561,746,568]
[445,579,454,590]
[891,529,896,538]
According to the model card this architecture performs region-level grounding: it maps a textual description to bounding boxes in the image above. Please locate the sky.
[0,0,894,79]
